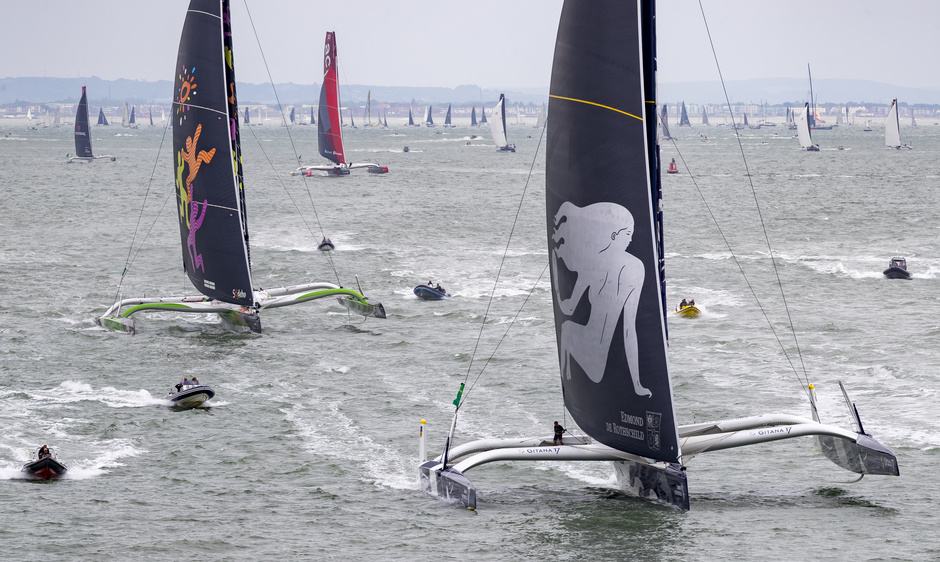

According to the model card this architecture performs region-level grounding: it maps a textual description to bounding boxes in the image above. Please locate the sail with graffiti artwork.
[96,0,386,333]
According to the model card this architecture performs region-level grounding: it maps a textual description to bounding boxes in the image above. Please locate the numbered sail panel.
[74,87,93,158]
[545,0,679,464]
[318,31,345,165]
[173,0,254,307]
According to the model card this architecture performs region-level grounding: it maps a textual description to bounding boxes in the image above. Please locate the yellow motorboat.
[675,305,701,318]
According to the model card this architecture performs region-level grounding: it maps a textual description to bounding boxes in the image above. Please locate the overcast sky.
[2,0,939,91]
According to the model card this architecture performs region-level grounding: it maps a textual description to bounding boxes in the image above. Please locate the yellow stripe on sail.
[549,94,643,121]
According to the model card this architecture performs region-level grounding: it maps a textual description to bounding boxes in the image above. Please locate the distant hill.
[9,75,936,108]
[0,77,549,107]
[659,78,940,106]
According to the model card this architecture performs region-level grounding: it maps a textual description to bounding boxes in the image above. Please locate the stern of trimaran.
[96,0,384,334]
[419,0,897,511]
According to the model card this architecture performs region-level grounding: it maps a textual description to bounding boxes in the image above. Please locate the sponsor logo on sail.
[646,411,662,451]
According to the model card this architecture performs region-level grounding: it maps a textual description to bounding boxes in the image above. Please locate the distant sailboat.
[129,106,137,128]
[67,86,115,163]
[885,99,911,149]
[488,93,515,152]
[678,101,691,126]
[480,104,487,124]
[424,105,434,127]
[407,107,416,126]
[420,0,899,512]
[806,64,832,130]
[97,107,109,126]
[244,106,251,125]
[97,0,386,333]
[910,108,918,129]
[291,32,388,176]
[700,105,709,126]
[310,106,316,125]
[470,106,478,126]
[534,102,546,128]
[122,102,129,127]
[149,107,154,127]
[660,104,674,140]
[786,106,797,130]
[443,104,453,127]
[366,90,372,126]
[798,102,820,151]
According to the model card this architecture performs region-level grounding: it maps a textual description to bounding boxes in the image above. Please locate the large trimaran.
[420,0,898,510]
[97,0,386,334]
[291,32,388,177]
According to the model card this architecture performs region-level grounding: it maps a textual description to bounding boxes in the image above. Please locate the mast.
[807,63,816,129]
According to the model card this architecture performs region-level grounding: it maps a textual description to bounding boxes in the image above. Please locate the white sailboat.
[419,0,898,511]
[797,103,820,151]
[885,99,911,149]
[534,102,546,129]
[488,94,515,152]
[97,0,386,334]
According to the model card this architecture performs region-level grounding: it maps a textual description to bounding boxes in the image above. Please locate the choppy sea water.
[0,116,937,560]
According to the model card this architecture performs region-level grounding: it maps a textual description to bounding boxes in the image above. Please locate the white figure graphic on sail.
[551,201,651,397]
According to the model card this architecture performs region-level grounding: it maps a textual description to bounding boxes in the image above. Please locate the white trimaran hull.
[420,404,898,510]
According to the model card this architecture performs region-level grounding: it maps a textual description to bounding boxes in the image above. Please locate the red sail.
[317,32,345,165]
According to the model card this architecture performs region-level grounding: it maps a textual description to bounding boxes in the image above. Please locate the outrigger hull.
[97,283,385,333]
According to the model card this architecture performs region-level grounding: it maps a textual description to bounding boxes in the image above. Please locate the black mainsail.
[173,0,253,308]
[419,0,897,512]
[97,107,109,126]
[74,87,93,158]
[679,101,691,126]
[546,0,679,464]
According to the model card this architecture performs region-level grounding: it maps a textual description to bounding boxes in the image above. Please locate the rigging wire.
[242,1,342,287]
[111,115,175,306]
[439,120,549,465]
[685,0,811,396]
